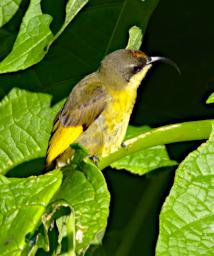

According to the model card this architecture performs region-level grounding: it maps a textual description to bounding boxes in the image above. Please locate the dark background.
[1,0,214,255]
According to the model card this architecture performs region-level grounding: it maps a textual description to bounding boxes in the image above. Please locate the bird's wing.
[46,73,108,166]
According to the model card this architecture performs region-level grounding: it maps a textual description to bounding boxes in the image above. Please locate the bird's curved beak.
[146,56,181,74]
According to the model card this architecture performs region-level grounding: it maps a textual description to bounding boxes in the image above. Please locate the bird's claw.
[121,142,127,148]
[91,155,100,166]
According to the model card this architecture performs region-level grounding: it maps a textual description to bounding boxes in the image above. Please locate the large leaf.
[0,0,89,73]
[0,88,62,175]
[111,145,177,175]
[0,0,53,73]
[18,147,110,255]
[0,0,22,27]
[156,127,214,255]
[54,158,110,255]
[0,169,62,256]
[111,125,177,175]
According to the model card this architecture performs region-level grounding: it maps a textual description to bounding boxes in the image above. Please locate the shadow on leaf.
[6,157,46,178]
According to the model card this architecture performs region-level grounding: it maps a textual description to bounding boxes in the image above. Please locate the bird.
[46,49,178,168]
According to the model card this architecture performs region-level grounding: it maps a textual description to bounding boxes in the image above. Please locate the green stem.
[98,119,213,170]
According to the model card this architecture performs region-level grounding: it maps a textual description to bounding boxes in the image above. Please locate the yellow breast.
[100,85,137,155]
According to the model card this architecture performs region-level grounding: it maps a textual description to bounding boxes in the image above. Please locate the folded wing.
[46,73,108,166]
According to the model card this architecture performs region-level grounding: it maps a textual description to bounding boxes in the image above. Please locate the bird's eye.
[132,66,142,74]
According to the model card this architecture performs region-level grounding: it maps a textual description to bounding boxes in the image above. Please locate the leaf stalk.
[98,119,213,170]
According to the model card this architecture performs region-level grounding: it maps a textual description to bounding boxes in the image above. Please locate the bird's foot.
[121,141,127,148]
[91,155,100,167]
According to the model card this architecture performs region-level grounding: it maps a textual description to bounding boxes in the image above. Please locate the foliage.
[0,0,89,73]
[156,126,214,256]
[0,88,62,175]
[0,0,213,255]
[0,0,22,27]
[0,170,62,255]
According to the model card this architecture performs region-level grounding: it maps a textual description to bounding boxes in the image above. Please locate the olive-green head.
[99,49,149,88]
[99,49,179,89]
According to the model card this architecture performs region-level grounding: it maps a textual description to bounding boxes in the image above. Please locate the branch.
[98,119,213,170]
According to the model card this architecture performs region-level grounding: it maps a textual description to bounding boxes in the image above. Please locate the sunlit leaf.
[0,170,62,256]
[54,159,110,255]
[0,88,63,175]
[0,0,22,27]
[0,0,89,73]
[156,126,214,256]
[0,0,53,73]
[126,26,143,50]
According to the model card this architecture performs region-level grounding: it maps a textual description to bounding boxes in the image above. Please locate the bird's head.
[99,49,179,89]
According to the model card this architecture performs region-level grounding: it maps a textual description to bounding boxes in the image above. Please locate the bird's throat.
[128,64,152,89]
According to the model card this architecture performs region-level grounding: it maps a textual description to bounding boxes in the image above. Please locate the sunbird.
[46,49,178,167]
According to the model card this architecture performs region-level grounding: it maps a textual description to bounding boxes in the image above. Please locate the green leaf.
[126,26,143,50]
[0,0,53,73]
[23,201,74,255]
[0,0,22,27]
[54,160,110,255]
[0,169,62,256]
[111,125,177,175]
[56,212,76,256]
[156,127,214,256]
[0,0,89,73]
[111,145,177,175]
[0,88,62,175]
[206,92,214,104]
